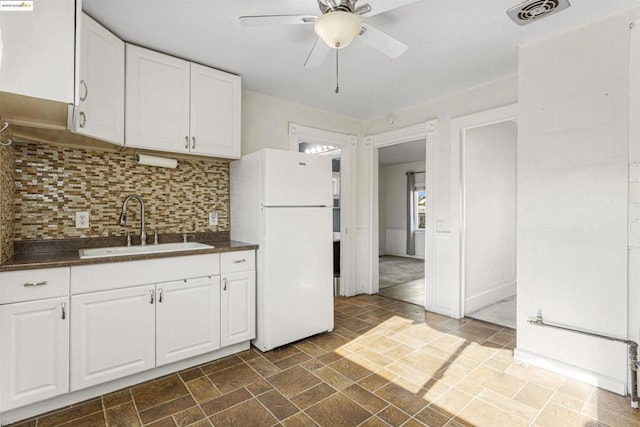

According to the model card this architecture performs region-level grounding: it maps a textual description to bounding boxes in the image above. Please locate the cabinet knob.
[23,280,48,287]
[80,80,88,102]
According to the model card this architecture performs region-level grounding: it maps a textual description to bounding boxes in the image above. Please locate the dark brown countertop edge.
[1,234,258,272]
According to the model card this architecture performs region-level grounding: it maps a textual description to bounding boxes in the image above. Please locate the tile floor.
[7,295,640,427]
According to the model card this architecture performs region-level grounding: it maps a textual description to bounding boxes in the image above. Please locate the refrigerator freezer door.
[262,149,333,207]
[255,206,334,351]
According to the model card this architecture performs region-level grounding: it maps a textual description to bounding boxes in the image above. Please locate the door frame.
[289,122,357,296]
[365,120,438,308]
[450,104,518,318]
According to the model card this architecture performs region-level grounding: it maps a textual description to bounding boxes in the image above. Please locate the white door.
[0,297,69,411]
[75,13,124,144]
[190,63,241,158]
[221,271,256,347]
[125,44,190,152]
[156,277,220,366]
[262,150,333,207]
[258,207,333,350]
[70,285,155,391]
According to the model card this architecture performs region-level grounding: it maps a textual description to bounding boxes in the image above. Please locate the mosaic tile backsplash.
[13,142,230,240]
[0,143,15,262]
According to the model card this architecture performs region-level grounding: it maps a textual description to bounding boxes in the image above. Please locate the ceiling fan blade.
[362,0,420,17]
[239,15,317,26]
[358,23,408,58]
[304,38,330,68]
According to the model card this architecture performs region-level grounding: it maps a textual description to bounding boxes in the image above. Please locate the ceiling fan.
[239,0,418,68]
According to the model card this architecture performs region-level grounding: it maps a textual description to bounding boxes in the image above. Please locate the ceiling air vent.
[507,0,570,26]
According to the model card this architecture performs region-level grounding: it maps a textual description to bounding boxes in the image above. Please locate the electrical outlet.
[76,212,90,229]
[209,211,218,226]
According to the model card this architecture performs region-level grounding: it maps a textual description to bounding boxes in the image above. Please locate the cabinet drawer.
[221,250,255,273]
[0,268,70,304]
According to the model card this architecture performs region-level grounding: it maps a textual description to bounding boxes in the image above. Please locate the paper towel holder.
[137,154,178,169]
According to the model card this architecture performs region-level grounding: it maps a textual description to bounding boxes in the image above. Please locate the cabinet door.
[74,13,125,145]
[156,277,220,366]
[0,0,75,103]
[221,271,256,347]
[0,297,69,411]
[125,44,190,152]
[70,285,155,391]
[190,63,241,159]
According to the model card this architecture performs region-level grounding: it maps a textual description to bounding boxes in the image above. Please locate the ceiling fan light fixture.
[314,11,362,48]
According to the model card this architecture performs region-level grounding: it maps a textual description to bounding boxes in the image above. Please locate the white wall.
[378,166,387,255]
[241,89,363,155]
[380,161,425,259]
[464,121,517,313]
[516,8,640,394]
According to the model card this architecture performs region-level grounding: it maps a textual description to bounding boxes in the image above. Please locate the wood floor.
[7,295,638,427]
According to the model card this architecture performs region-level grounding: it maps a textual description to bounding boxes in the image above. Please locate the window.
[415,190,426,229]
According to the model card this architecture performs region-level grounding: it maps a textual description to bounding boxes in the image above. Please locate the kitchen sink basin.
[78,242,214,259]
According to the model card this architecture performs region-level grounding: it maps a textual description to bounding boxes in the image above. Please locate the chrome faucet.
[118,194,147,246]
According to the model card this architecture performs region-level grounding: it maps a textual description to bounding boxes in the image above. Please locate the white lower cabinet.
[70,285,156,391]
[156,277,221,366]
[221,271,256,347]
[0,297,69,411]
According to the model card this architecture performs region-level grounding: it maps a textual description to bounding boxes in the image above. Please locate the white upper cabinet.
[126,44,241,159]
[0,0,76,103]
[125,44,191,152]
[72,13,125,145]
[190,64,241,158]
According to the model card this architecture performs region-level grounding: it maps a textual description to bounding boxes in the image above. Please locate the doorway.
[377,140,427,306]
[451,104,518,328]
[289,123,356,296]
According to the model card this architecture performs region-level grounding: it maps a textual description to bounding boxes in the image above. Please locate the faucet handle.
[182,233,195,243]
[154,230,164,245]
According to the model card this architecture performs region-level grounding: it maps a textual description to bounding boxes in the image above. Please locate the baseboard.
[384,252,425,260]
[465,280,515,314]
[514,347,627,396]
[0,342,250,426]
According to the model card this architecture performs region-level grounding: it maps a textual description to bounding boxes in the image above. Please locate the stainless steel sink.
[78,242,214,259]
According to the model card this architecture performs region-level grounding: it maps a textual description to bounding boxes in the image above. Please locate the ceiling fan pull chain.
[335,42,340,94]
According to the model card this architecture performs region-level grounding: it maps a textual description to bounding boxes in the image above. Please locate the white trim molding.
[365,120,438,310]
[288,123,357,296]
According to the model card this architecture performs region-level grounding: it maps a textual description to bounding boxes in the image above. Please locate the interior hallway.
[7,295,636,427]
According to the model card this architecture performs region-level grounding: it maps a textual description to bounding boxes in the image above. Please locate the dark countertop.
[0,232,258,272]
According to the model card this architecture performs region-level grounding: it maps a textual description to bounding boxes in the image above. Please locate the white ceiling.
[378,139,425,165]
[83,0,640,120]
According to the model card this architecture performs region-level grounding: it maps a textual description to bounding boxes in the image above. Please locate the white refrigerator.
[230,149,334,352]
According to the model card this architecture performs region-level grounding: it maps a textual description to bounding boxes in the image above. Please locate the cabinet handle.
[185,136,189,149]
[223,277,227,291]
[79,111,87,128]
[61,302,66,320]
[80,80,88,102]
[158,288,163,303]
[192,137,196,149]
[150,289,155,304]
[24,280,48,287]
[233,259,246,264]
